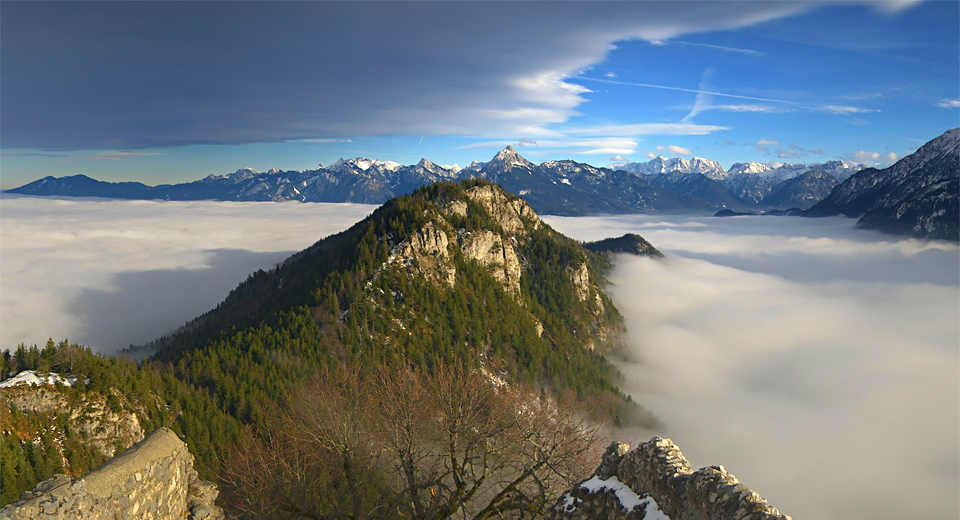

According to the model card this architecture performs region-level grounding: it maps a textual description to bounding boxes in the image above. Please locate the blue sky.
[1,1,957,189]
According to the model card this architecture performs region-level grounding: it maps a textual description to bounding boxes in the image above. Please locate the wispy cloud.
[574,148,635,155]
[85,152,164,161]
[667,40,767,57]
[656,144,693,156]
[707,104,787,113]
[682,69,714,123]
[583,77,878,120]
[777,149,801,159]
[0,152,69,158]
[289,138,353,144]
[810,147,825,155]
[604,72,617,78]
[936,98,960,109]
[818,105,879,115]
[458,137,638,152]
[568,123,727,137]
[581,77,800,105]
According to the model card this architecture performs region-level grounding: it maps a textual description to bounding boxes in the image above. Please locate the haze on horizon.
[1,1,958,189]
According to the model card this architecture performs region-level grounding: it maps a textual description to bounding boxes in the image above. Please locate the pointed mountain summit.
[484,145,534,172]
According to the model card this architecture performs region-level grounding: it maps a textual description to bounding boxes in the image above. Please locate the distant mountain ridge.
[4,144,899,215]
[804,127,959,240]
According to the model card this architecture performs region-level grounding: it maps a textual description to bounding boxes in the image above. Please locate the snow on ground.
[560,475,669,519]
[0,370,79,388]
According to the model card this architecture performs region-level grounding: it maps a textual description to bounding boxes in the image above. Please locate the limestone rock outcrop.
[3,385,144,459]
[459,230,522,297]
[465,184,541,235]
[0,427,223,520]
[549,437,791,520]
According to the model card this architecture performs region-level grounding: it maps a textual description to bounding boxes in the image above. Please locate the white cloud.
[681,69,714,123]
[609,155,628,163]
[757,139,780,146]
[289,138,353,144]
[817,105,880,115]
[936,99,960,109]
[574,148,635,155]
[0,197,376,352]
[569,123,727,137]
[604,72,617,78]
[705,104,785,113]
[85,151,164,161]
[3,2,834,150]
[656,145,693,156]
[849,150,899,166]
[777,149,801,159]
[645,152,658,159]
[543,213,959,520]
[670,40,767,56]
[458,137,637,155]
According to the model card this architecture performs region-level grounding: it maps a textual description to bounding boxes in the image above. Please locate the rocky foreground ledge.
[0,427,222,520]
[548,437,791,520]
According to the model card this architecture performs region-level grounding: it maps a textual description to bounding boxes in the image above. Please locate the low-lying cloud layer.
[2,198,956,520]
[0,195,376,351]
[545,214,959,520]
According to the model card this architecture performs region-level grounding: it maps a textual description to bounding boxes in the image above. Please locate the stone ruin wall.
[0,427,222,520]
[549,437,791,520]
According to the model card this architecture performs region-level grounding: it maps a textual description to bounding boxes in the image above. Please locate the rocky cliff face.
[4,384,145,460]
[392,184,566,305]
[549,438,790,520]
[0,427,222,520]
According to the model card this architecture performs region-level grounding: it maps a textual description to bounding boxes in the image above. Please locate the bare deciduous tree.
[221,363,603,520]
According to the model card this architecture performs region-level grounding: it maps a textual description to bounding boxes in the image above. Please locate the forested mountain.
[3,180,655,517]
[804,128,959,240]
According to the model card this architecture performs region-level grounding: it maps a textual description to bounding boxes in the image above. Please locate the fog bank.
[0,196,375,352]
[546,214,960,520]
[2,198,957,519]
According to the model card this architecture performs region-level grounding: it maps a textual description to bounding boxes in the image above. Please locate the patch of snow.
[578,476,669,520]
[0,370,79,389]
[560,178,572,185]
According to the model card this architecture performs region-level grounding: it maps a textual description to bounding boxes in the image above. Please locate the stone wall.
[0,427,223,520]
[548,437,791,520]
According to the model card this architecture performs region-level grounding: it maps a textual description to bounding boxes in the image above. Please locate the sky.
[1,195,956,519]
[1,1,958,189]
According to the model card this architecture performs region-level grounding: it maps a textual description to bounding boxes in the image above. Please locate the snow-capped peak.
[617,155,726,179]
[727,162,773,175]
[486,146,533,170]
[331,157,403,173]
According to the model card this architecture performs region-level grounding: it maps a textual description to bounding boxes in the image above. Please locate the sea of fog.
[2,195,957,520]
[545,214,959,520]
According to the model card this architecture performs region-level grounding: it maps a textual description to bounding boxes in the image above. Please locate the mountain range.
[8,148,867,214]
[804,127,959,240]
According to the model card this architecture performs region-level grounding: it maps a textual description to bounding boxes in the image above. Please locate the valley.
[2,189,957,519]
